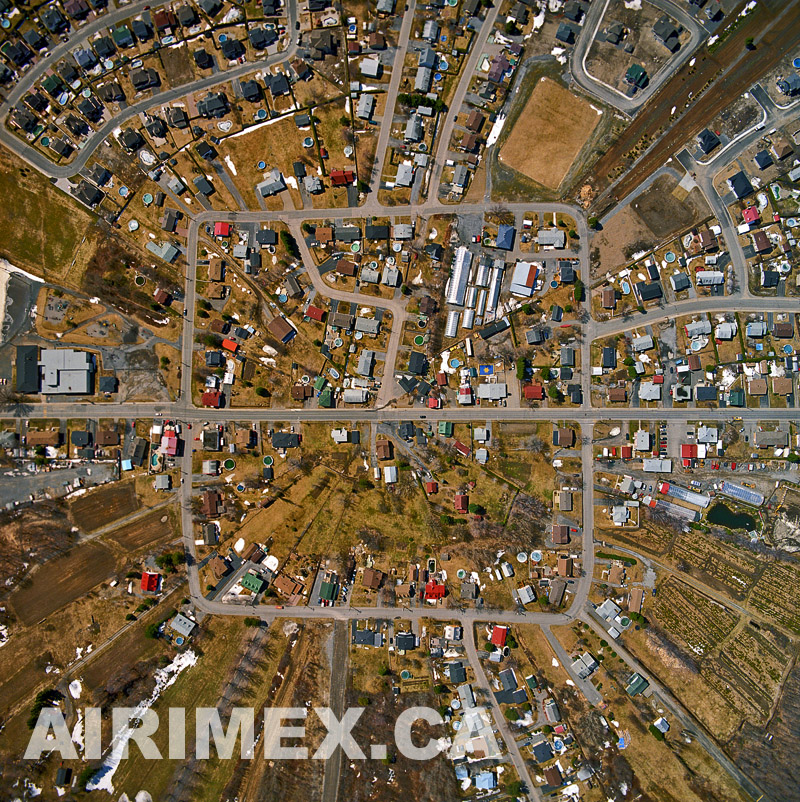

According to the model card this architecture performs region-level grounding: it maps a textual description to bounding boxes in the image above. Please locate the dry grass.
[68,480,140,531]
[499,78,600,190]
[8,541,116,626]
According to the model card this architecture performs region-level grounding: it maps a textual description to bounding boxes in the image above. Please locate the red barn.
[141,572,159,592]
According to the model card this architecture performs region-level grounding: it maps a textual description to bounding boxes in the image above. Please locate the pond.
[707,502,756,531]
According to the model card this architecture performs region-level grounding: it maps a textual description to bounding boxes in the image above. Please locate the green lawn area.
[0,145,95,277]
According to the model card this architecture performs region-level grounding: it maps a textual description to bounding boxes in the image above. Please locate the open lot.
[8,541,116,626]
[105,507,180,553]
[68,480,140,532]
[499,77,600,190]
[0,145,95,279]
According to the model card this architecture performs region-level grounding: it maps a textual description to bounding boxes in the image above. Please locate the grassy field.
[499,77,600,190]
[0,145,95,278]
[69,480,140,531]
[8,541,116,625]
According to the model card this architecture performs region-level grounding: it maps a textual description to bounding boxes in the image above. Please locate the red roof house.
[742,207,760,225]
[435,372,448,386]
[524,384,544,400]
[306,304,325,322]
[681,444,697,459]
[141,572,159,592]
[221,338,238,353]
[425,581,446,600]
[214,222,232,237]
[454,493,469,513]
[427,397,441,409]
[330,169,355,186]
[454,440,470,457]
[425,481,438,495]
[621,445,633,460]
[491,625,508,648]
[202,390,222,408]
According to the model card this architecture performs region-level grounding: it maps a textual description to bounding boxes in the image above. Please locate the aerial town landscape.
[0,0,800,799]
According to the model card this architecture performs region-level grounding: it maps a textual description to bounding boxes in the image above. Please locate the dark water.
[707,502,756,531]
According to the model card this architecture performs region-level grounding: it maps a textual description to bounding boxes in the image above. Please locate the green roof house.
[438,421,453,437]
[241,572,265,594]
[313,375,327,391]
[728,388,745,407]
[318,387,333,407]
[625,64,648,89]
[320,580,337,601]
[626,672,650,697]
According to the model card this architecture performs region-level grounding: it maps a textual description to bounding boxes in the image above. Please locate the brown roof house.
[208,257,224,281]
[274,574,303,597]
[608,387,627,403]
[209,555,229,581]
[773,376,794,395]
[362,567,385,590]
[748,378,767,396]
[201,489,223,517]
[552,524,569,545]
[376,439,393,460]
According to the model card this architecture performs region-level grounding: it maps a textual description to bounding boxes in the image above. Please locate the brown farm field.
[499,77,600,190]
[69,480,140,531]
[8,541,116,625]
[105,507,179,553]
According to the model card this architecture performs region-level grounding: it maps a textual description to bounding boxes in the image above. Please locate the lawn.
[0,145,95,278]
[498,77,600,190]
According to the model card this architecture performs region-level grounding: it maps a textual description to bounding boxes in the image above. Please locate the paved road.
[465,625,540,802]
[0,3,299,178]
[571,0,708,115]
[579,610,765,801]
[321,620,349,802]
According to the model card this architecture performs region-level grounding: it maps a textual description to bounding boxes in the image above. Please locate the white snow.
[86,651,198,793]
[224,155,238,176]
[552,657,559,667]
[68,679,82,699]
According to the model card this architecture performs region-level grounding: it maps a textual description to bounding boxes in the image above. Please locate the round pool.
[41,137,50,147]
[784,344,793,354]
[257,160,266,169]
[119,186,129,197]
[175,636,185,646]
[82,88,92,98]
[457,569,466,579]
[354,331,363,340]
[400,669,411,678]
[256,109,267,120]
[414,335,425,346]
[794,58,800,68]
[333,337,343,348]
[516,551,528,563]
[665,251,676,263]
[150,454,159,467]
[134,274,146,286]
[329,367,340,379]
[449,358,461,368]
[417,318,427,328]
[531,550,542,563]
[128,220,139,232]
[219,33,228,42]
[0,19,10,28]
[224,458,236,470]
[452,720,461,730]
[788,217,798,227]
[302,137,314,148]
[439,58,448,70]
[236,483,245,492]
[691,340,704,351]
[434,72,442,81]
[550,280,558,289]
[451,699,461,710]
[278,293,288,303]
[350,242,360,253]
[142,192,153,206]
[263,456,274,466]
[553,738,564,751]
